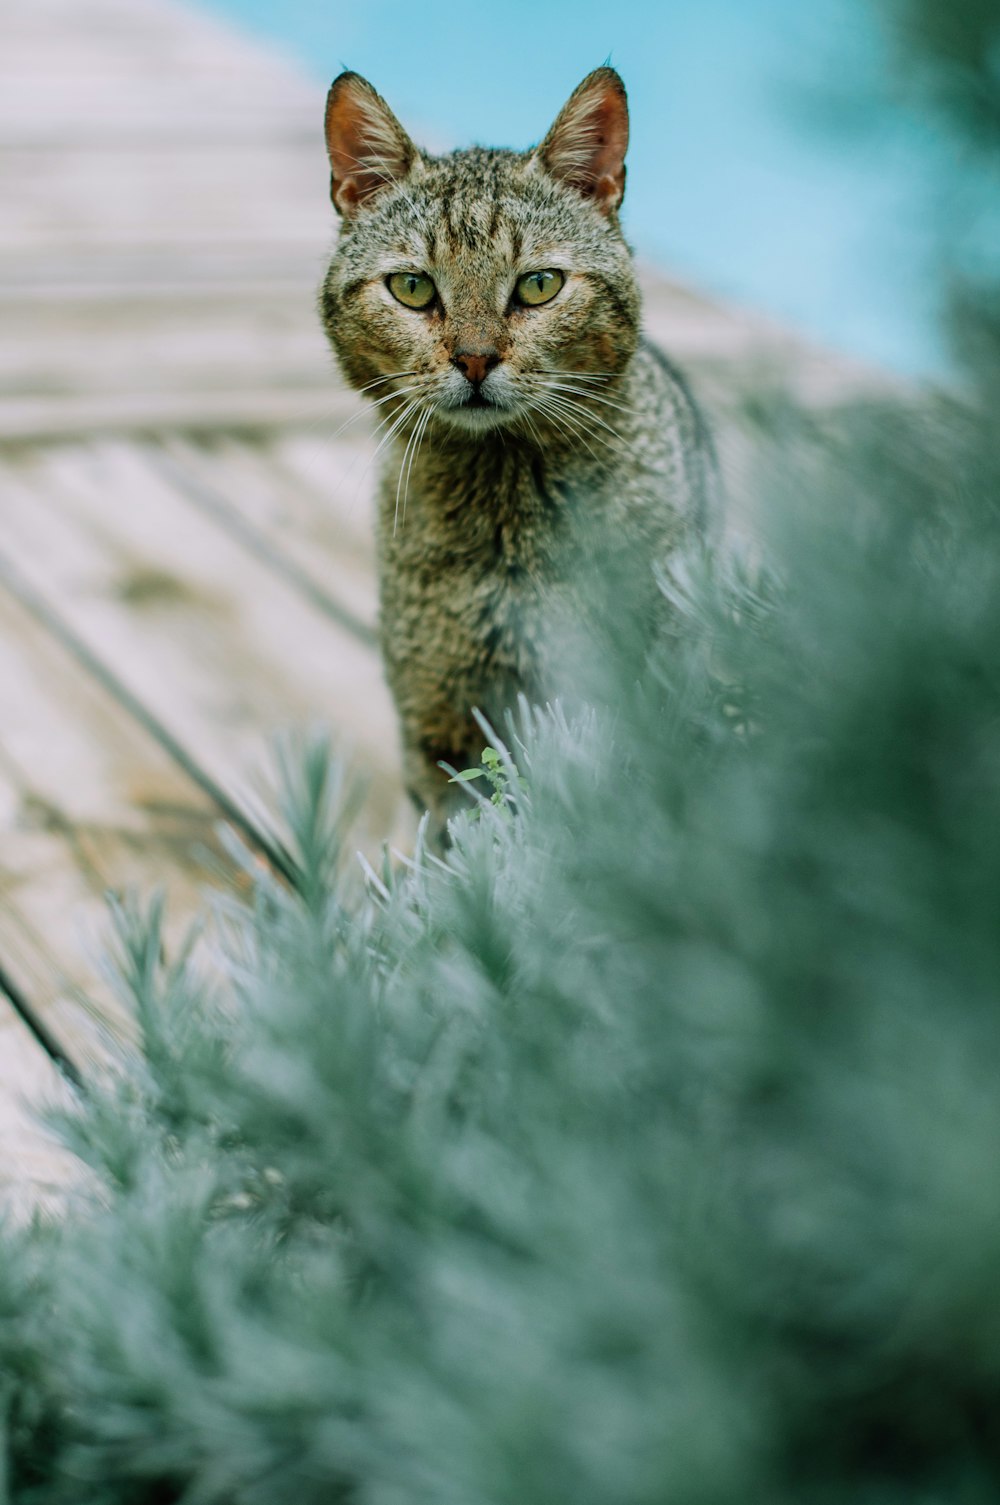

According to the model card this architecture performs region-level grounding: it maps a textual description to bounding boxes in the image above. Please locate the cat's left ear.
[535,67,629,216]
[324,71,418,217]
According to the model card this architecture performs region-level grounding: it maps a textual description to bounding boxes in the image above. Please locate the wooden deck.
[0,0,880,1213]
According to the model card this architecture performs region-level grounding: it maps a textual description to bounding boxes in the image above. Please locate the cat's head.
[319,69,640,439]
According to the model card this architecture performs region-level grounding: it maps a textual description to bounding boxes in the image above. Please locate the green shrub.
[3,373,1000,1502]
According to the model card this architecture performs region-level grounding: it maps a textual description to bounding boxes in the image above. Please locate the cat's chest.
[408,515,558,628]
[380,471,572,663]
[384,451,583,576]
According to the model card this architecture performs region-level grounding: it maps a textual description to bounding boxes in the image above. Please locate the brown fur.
[320,69,717,828]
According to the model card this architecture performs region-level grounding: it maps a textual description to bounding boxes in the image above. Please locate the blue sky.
[203,0,959,373]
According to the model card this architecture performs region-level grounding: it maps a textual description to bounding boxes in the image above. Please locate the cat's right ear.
[324,72,418,217]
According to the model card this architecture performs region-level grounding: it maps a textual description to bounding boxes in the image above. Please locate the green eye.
[388,271,436,309]
[515,269,565,307]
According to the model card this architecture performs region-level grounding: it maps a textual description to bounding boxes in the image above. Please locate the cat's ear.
[324,72,418,217]
[536,67,629,216]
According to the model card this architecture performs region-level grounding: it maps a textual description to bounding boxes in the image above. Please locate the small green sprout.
[450,746,526,812]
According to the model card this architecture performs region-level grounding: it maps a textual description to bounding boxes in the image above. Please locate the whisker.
[393,403,429,535]
[534,369,617,384]
[401,407,433,528]
[371,398,422,466]
[527,379,635,421]
[364,400,409,451]
[356,369,419,395]
[351,397,423,508]
[526,378,638,419]
[397,408,425,533]
[532,389,611,438]
[545,395,622,457]
[535,390,625,445]
[535,400,604,464]
[524,395,605,464]
[324,381,430,446]
[366,383,431,410]
[516,404,547,451]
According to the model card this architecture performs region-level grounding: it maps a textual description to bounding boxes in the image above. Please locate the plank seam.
[0,958,84,1090]
[147,445,378,648]
[0,548,298,886]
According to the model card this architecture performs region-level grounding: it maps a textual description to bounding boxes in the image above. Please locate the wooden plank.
[0,795,225,1080]
[0,322,331,401]
[159,433,379,636]
[0,816,130,1066]
[269,433,382,563]
[0,223,327,253]
[0,569,229,1065]
[0,442,405,841]
[0,393,347,444]
[0,266,322,300]
[0,580,220,877]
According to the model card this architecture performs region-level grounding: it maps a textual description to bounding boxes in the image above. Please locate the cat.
[319,67,718,829]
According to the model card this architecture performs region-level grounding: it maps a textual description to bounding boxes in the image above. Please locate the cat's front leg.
[399,710,483,844]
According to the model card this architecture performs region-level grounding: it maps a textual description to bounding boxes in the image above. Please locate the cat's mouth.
[437,385,515,433]
[432,366,521,433]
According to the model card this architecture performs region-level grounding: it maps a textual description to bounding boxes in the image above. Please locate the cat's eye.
[387,271,436,309]
[515,269,565,307]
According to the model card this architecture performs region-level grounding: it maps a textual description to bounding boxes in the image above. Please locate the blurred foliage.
[884,0,1000,146]
[5,376,1000,1502]
[1,2,999,1501]
[877,0,1000,392]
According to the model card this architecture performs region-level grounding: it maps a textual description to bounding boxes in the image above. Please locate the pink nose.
[452,348,500,386]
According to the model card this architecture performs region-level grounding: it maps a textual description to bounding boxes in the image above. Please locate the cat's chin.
[436,403,516,436]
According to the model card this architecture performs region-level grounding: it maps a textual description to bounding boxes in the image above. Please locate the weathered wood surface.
[0,0,879,1210]
[1,0,393,1208]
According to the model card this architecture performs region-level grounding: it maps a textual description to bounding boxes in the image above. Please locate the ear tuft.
[324,72,417,217]
[537,67,629,217]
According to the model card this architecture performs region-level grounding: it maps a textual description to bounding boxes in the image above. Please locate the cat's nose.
[451,348,501,386]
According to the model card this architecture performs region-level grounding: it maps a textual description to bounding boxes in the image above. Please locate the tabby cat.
[320,67,717,828]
